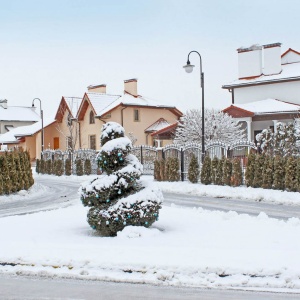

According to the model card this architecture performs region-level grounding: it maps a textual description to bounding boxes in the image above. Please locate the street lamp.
[32,98,44,155]
[183,51,205,162]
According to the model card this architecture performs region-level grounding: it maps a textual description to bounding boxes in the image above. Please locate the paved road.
[1,175,300,220]
[1,275,299,300]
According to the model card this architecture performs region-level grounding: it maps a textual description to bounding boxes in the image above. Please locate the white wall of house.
[233,81,300,105]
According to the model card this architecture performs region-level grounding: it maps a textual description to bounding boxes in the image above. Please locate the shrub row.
[0,150,34,195]
[36,158,92,176]
[154,157,180,181]
[245,153,300,192]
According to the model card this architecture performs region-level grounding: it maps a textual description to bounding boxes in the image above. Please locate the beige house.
[76,79,182,150]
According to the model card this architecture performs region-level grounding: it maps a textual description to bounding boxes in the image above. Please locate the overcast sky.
[1,0,300,118]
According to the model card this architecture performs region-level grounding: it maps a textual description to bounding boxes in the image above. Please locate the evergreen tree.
[80,122,162,236]
[262,155,274,189]
[252,154,265,188]
[215,156,225,185]
[36,159,40,174]
[188,154,199,183]
[40,159,45,174]
[2,154,12,194]
[84,159,92,175]
[154,159,161,181]
[200,156,212,185]
[45,159,53,175]
[24,151,34,188]
[14,151,24,191]
[296,157,300,193]
[159,159,166,181]
[231,158,243,187]
[222,157,232,186]
[76,159,84,176]
[54,159,64,176]
[8,152,18,193]
[65,159,72,176]
[0,168,3,195]
[165,157,180,181]
[285,156,297,192]
[273,156,286,190]
[211,156,219,185]
[245,152,256,187]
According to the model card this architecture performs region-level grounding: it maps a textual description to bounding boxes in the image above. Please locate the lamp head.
[183,60,195,73]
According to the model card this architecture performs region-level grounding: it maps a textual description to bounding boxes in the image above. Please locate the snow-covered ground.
[1,175,300,292]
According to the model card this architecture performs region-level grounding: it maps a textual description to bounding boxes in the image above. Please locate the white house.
[0,99,40,134]
[222,43,300,141]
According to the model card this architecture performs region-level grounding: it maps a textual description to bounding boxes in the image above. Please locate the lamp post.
[183,51,205,163]
[32,98,44,155]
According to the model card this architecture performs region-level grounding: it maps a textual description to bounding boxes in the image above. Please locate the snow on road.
[1,174,300,291]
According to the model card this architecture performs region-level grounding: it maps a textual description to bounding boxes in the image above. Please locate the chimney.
[87,84,106,93]
[237,44,262,79]
[124,79,138,97]
[0,99,8,109]
[263,43,282,75]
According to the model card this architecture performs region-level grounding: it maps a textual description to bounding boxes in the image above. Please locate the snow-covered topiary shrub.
[80,122,163,237]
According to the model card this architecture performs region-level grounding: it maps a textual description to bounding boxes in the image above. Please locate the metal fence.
[41,140,257,179]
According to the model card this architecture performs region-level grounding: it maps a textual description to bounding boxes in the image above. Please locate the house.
[76,79,182,150]
[0,118,56,158]
[0,99,40,134]
[222,43,300,141]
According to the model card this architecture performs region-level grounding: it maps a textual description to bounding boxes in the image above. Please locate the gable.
[281,48,300,64]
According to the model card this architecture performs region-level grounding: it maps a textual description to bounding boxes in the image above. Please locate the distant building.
[0,99,40,134]
[222,43,300,141]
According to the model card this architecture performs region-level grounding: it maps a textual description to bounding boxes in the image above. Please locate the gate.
[131,145,157,175]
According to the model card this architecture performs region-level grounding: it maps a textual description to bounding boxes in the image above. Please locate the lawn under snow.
[1,175,300,292]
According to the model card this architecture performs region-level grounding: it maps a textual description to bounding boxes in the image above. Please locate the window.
[89,111,95,124]
[89,135,96,150]
[134,109,140,122]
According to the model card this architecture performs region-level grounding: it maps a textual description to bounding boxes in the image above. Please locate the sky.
[1,0,300,119]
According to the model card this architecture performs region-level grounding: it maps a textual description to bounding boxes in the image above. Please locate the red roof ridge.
[222,104,255,116]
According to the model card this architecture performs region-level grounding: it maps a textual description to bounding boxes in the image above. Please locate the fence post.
[140,145,143,164]
[181,147,184,182]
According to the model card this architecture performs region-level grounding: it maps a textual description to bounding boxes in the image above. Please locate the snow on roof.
[223,61,300,88]
[0,118,55,144]
[0,106,40,122]
[145,118,170,133]
[234,99,300,114]
[87,92,178,117]
[64,97,82,117]
[86,93,122,116]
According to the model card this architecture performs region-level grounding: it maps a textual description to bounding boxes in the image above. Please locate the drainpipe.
[228,88,235,104]
[121,106,127,126]
[146,133,150,145]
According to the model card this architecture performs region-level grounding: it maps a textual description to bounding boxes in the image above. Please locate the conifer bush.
[40,159,45,174]
[80,122,162,237]
[231,158,243,187]
[200,156,211,185]
[285,156,297,192]
[262,155,274,189]
[36,159,40,174]
[54,159,64,176]
[159,159,166,181]
[296,157,300,193]
[222,157,232,186]
[188,154,199,183]
[165,157,180,181]
[154,159,161,181]
[65,159,72,176]
[0,171,3,195]
[245,152,256,187]
[24,151,34,187]
[76,159,84,176]
[252,154,265,188]
[8,152,18,193]
[273,156,286,190]
[84,159,92,175]
[215,156,225,185]
[45,159,53,175]
[211,156,219,185]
